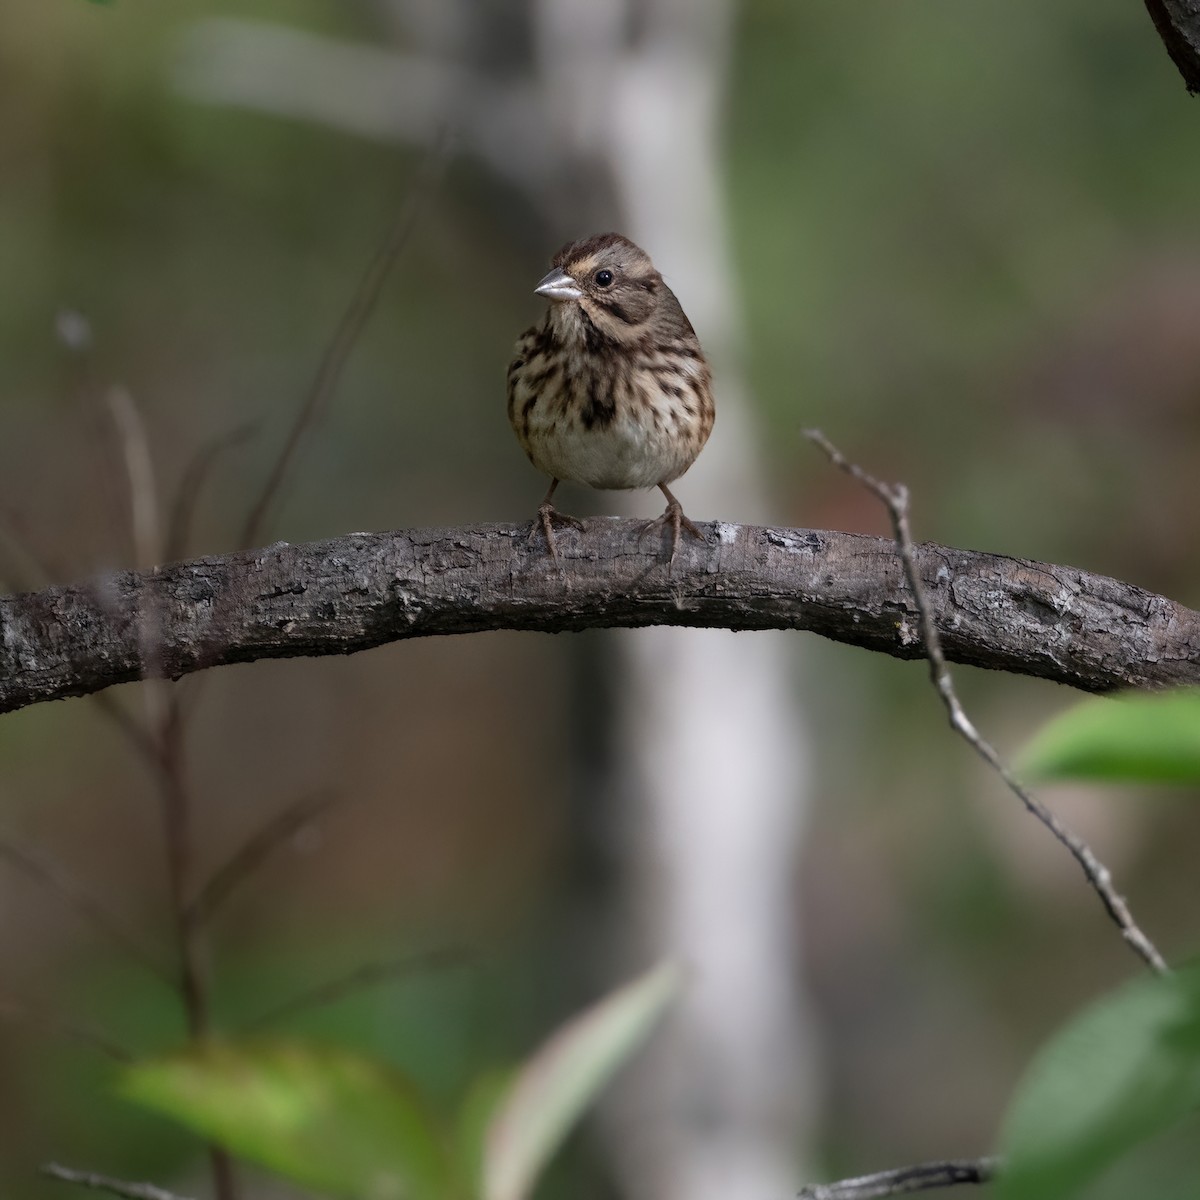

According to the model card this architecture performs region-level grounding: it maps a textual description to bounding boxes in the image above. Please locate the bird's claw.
[639,500,706,565]
[534,503,585,560]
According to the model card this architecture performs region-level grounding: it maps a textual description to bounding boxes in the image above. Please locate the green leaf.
[997,964,1200,1200]
[120,1040,450,1200]
[1018,688,1200,784]
[454,1071,511,1197]
[482,960,681,1200]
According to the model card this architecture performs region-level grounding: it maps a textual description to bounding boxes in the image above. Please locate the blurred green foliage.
[998,963,1200,1200]
[124,1041,452,1200]
[1020,688,1200,783]
[990,689,1200,1197]
[120,963,677,1200]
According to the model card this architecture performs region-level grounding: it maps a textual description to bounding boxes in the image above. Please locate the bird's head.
[534,232,664,345]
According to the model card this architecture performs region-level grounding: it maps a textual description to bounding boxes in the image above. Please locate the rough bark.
[1145,0,1200,94]
[2,520,1198,715]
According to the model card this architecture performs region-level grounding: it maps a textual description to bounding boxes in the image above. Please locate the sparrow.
[506,233,714,561]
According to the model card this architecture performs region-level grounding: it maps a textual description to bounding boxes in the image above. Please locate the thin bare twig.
[0,838,170,983]
[156,693,239,1200]
[0,996,133,1064]
[154,698,239,1200]
[103,386,211,1018]
[166,422,258,562]
[51,321,166,761]
[187,788,341,926]
[798,1157,1000,1199]
[42,1163,195,1200]
[106,387,161,575]
[167,141,448,729]
[105,387,237,1200]
[154,700,208,1032]
[103,389,201,1002]
[238,134,451,550]
[105,385,171,735]
[242,947,463,1031]
[804,429,1169,975]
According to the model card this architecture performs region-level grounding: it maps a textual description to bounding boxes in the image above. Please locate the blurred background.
[2,1,1200,1197]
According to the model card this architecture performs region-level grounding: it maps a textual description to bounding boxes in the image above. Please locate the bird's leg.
[533,478,584,559]
[659,483,705,541]
[639,482,706,564]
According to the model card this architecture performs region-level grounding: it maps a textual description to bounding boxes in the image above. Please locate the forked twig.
[187,788,341,926]
[238,133,451,550]
[798,1157,1000,1199]
[105,387,237,1200]
[42,1163,195,1200]
[242,947,462,1031]
[804,429,1168,975]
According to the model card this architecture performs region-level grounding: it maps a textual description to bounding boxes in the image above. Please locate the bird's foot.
[533,502,585,560]
[639,499,706,565]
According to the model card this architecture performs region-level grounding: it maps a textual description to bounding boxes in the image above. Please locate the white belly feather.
[517,357,708,490]
[523,403,690,490]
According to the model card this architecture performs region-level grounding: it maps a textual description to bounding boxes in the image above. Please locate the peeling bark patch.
[764,530,824,553]
[1011,589,1070,625]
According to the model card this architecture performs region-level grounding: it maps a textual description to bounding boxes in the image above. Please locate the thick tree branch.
[1144,0,1200,94]
[1,520,1197,715]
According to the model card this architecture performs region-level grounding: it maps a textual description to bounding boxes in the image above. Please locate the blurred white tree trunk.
[173,4,816,1194]
[533,5,815,1199]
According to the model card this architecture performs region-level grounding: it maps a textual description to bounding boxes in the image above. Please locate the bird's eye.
[594,269,614,288]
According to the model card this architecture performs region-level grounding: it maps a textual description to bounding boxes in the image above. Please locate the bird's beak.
[534,268,584,302]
